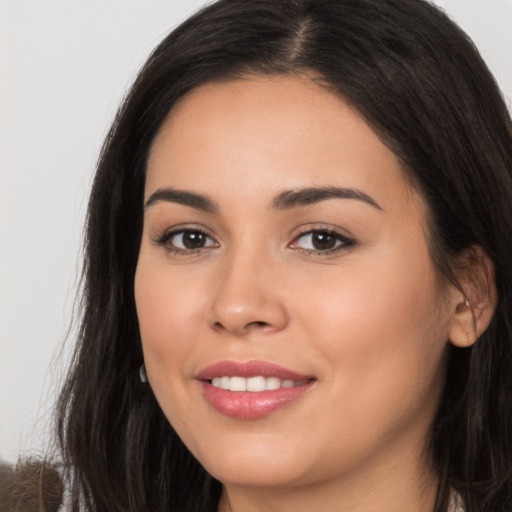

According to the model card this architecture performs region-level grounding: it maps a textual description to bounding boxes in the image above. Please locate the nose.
[207,250,288,336]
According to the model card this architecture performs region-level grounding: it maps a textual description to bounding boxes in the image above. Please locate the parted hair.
[52,1,512,511]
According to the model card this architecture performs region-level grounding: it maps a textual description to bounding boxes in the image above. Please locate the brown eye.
[290,229,355,254]
[311,232,337,250]
[180,231,208,249]
[158,229,218,252]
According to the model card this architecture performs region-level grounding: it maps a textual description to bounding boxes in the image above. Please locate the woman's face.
[135,76,456,491]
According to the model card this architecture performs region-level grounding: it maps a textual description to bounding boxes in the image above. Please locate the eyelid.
[152,224,220,254]
[288,226,356,255]
[150,223,355,257]
[289,222,356,239]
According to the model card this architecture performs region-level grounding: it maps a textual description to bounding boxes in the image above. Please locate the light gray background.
[1,0,511,463]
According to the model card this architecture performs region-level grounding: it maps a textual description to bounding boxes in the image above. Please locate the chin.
[207,464,302,489]
[196,445,308,488]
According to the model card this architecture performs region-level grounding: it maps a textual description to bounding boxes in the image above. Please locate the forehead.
[146,75,422,217]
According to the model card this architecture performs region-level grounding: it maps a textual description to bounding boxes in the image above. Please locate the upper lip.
[196,360,314,381]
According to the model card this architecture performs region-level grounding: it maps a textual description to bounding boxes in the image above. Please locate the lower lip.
[200,380,314,419]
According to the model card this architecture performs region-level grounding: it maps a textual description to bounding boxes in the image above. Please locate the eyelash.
[154,227,218,255]
[153,227,356,256]
[289,228,356,256]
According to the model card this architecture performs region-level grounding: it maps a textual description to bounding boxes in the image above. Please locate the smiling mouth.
[209,375,310,392]
[197,361,316,419]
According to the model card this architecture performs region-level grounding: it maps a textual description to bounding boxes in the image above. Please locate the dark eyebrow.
[144,187,219,213]
[272,186,383,211]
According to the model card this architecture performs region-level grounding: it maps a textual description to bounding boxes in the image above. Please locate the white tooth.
[229,376,247,392]
[247,376,266,392]
[265,377,282,390]
[213,376,306,391]
[220,376,231,390]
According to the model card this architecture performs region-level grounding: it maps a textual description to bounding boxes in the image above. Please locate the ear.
[448,246,497,348]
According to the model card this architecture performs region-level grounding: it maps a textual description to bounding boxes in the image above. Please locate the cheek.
[287,251,449,470]
[134,258,208,372]
[297,242,449,405]
[134,257,213,439]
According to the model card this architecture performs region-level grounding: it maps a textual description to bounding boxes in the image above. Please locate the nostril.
[214,320,270,333]
[246,321,270,329]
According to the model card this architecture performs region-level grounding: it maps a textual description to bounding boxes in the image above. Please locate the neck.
[217,446,439,512]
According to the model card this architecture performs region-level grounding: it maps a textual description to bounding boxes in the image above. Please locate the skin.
[135,75,473,512]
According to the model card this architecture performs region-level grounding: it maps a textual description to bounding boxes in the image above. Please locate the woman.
[48,0,512,511]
